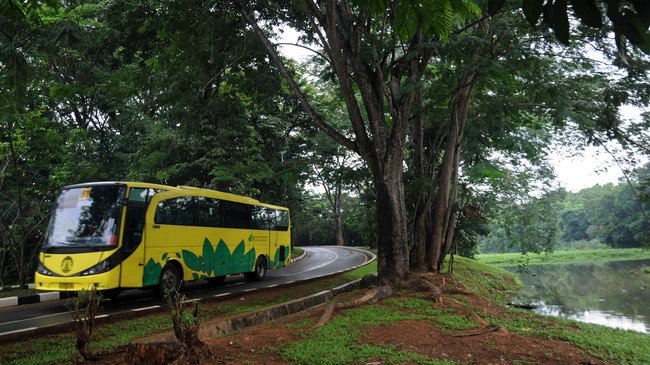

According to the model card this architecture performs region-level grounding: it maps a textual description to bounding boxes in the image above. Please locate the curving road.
[0,246,374,341]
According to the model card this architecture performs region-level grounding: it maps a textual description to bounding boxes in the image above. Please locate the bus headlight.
[37,262,53,276]
[81,260,111,276]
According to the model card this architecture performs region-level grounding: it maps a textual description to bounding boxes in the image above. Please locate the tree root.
[444,287,474,296]
[452,326,504,337]
[316,286,393,327]
[452,311,509,338]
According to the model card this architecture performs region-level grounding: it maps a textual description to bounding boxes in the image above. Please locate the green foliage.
[1,0,649,290]
[283,303,452,365]
[164,288,201,346]
[559,177,649,248]
[519,0,650,52]
[478,189,564,254]
[477,248,650,266]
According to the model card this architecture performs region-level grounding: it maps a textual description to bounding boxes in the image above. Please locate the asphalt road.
[0,246,374,341]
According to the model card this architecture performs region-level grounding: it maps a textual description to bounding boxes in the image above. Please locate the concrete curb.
[0,284,71,309]
[0,251,311,309]
[141,277,366,343]
[0,291,63,308]
[289,250,308,264]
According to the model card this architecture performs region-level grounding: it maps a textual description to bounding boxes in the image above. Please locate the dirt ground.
[88,274,604,365]
[201,289,601,364]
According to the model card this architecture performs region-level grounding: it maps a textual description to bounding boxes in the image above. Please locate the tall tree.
[236,0,481,283]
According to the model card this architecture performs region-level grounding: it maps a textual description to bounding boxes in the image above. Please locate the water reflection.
[505,259,650,334]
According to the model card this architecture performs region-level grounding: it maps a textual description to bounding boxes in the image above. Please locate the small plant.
[164,288,214,364]
[165,289,201,346]
[69,287,104,361]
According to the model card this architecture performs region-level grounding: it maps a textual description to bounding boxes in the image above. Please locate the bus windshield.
[44,185,125,251]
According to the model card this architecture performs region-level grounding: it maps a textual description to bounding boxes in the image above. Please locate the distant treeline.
[479,169,650,254]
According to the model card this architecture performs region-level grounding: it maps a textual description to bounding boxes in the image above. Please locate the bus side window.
[199,198,221,227]
[223,201,252,229]
[264,208,276,230]
[124,188,157,251]
[251,207,268,230]
[276,210,289,231]
[155,197,199,226]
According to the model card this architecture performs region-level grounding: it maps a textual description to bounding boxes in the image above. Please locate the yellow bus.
[35,181,291,297]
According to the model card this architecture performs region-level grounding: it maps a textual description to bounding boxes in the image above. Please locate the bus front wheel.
[244,257,266,282]
[157,263,182,296]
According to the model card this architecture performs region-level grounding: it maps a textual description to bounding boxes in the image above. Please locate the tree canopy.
[0,0,648,286]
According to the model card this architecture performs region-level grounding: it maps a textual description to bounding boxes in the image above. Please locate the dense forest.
[1,1,650,287]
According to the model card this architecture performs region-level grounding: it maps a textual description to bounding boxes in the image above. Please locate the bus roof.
[62,181,287,210]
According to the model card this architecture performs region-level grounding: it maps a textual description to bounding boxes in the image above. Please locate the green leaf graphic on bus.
[213,239,231,276]
[182,238,256,279]
[143,238,258,286]
[182,249,205,278]
[143,258,162,286]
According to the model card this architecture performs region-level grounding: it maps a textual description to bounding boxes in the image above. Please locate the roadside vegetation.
[0,262,376,365]
[476,248,650,267]
[3,256,649,364]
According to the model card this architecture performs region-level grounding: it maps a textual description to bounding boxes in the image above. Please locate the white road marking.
[132,305,160,312]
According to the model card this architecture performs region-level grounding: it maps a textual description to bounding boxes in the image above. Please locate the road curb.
[0,286,71,309]
[199,277,365,338]
[139,277,366,343]
[289,250,308,264]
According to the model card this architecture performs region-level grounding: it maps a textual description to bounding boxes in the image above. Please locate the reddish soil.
[87,274,604,365]
[200,285,602,365]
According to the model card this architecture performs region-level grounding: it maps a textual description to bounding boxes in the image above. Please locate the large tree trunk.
[375,170,409,283]
[409,92,428,272]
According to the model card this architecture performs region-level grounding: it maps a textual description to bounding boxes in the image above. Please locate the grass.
[476,247,650,267]
[447,255,523,304]
[283,305,456,365]
[385,297,479,331]
[291,246,304,259]
[491,308,650,364]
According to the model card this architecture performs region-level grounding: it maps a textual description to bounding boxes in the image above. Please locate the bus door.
[120,187,157,287]
[275,210,290,265]
[264,208,276,265]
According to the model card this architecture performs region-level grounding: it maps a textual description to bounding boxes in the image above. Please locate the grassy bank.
[476,247,650,267]
[250,256,650,364]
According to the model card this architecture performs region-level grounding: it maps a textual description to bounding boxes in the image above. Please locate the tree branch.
[234,0,357,153]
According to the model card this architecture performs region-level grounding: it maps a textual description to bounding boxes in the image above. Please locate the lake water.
[505,259,650,333]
